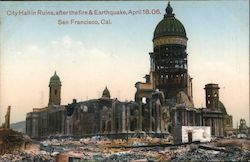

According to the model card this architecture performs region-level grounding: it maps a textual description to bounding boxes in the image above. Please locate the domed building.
[136,2,193,105]
[152,2,192,101]
[135,2,193,134]
[135,2,232,141]
[26,2,232,140]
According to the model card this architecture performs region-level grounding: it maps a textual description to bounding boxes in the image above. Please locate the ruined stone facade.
[26,2,233,140]
[26,73,168,139]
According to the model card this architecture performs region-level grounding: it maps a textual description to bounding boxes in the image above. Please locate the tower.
[49,71,61,105]
[150,2,193,100]
[204,83,220,110]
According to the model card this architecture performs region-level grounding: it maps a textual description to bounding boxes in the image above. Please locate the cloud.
[46,35,112,62]
[16,51,22,56]
[89,48,107,58]
[62,35,72,47]
[77,41,83,45]
[51,41,58,45]
[27,45,38,51]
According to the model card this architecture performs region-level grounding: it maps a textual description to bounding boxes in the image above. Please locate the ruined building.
[135,2,233,140]
[26,2,233,140]
[239,119,248,134]
[1,106,11,129]
[27,72,167,139]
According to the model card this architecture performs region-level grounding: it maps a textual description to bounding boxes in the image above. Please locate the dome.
[49,71,61,84]
[153,2,186,39]
[102,86,110,98]
[219,101,227,115]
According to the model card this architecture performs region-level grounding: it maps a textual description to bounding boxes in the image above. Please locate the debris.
[2,135,250,161]
[0,128,31,154]
[198,145,226,152]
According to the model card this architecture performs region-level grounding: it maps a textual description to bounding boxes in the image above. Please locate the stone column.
[100,111,103,134]
[214,119,217,136]
[185,111,187,125]
[149,101,152,132]
[217,119,220,136]
[220,118,224,136]
[32,118,38,138]
[193,112,195,126]
[32,113,39,138]
[183,110,185,125]
[210,118,213,135]
[111,101,116,133]
[122,105,126,133]
[61,110,65,135]
[200,115,202,126]
[156,102,161,133]
[66,118,69,135]
[105,120,108,133]
[138,98,142,131]
[127,106,130,132]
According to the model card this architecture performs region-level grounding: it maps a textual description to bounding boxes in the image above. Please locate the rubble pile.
[103,151,147,162]
[40,137,103,161]
[38,137,250,161]
[0,128,31,154]
[37,136,173,161]
[171,141,250,161]
[0,151,54,161]
[1,135,250,161]
[215,138,250,150]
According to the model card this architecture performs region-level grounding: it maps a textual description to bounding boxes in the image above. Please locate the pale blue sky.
[0,1,249,128]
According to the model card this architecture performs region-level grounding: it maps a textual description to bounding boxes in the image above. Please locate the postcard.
[0,1,249,161]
